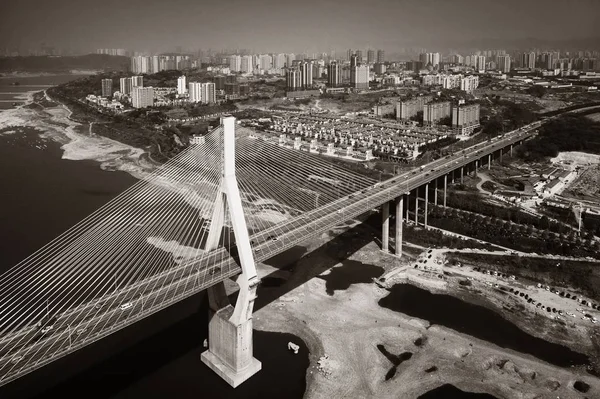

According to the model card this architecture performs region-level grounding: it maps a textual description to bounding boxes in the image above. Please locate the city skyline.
[1,0,600,54]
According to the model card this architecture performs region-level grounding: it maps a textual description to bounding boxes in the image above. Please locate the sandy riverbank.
[0,90,156,180]
[249,223,599,398]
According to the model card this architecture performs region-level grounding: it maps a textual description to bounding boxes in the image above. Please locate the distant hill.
[0,54,129,73]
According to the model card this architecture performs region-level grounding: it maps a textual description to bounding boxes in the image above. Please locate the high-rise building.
[347,49,354,61]
[497,55,511,73]
[131,87,154,108]
[189,82,202,102]
[452,103,480,135]
[327,61,341,87]
[286,53,295,68]
[130,56,151,74]
[273,53,286,70]
[101,79,112,97]
[229,55,241,72]
[259,54,272,71]
[419,52,440,67]
[351,64,369,89]
[350,54,358,68]
[131,75,143,88]
[395,96,433,121]
[119,77,132,95]
[201,82,216,104]
[355,50,363,64]
[152,56,160,73]
[460,75,479,93]
[213,76,226,91]
[177,75,187,95]
[377,49,385,63]
[299,61,313,88]
[241,55,253,73]
[367,49,375,64]
[423,101,451,126]
[520,52,536,69]
[374,63,386,75]
[449,54,464,64]
[285,68,302,91]
[440,74,461,89]
[476,55,486,71]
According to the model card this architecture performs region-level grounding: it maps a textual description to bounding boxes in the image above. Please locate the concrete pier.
[202,283,261,388]
[395,196,403,257]
[382,201,390,252]
[443,174,447,208]
[424,183,429,227]
[488,154,491,170]
[414,192,419,225]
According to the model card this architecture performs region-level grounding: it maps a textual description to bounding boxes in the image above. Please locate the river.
[0,76,309,399]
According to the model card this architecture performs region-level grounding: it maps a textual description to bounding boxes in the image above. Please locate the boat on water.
[10,82,20,86]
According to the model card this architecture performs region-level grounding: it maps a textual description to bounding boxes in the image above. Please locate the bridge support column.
[510,144,513,157]
[488,154,491,170]
[424,183,429,228]
[434,178,438,205]
[395,196,403,257]
[382,201,390,252]
[414,190,419,226]
[443,174,447,208]
[460,167,464,184]
[474,160,478,176]
[405,192,410,222]
[201,116,261,388]
[500,149,503,163]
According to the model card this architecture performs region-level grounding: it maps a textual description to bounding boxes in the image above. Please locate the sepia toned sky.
[1,0,599,53]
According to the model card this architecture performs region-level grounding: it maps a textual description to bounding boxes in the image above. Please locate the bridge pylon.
[201,116,262,387]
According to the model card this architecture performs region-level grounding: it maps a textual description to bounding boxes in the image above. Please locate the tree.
[540,216,550,230]
[527,85,547,98]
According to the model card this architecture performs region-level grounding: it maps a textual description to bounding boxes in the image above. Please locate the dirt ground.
[246,222,600,398]
[563,164,600,202]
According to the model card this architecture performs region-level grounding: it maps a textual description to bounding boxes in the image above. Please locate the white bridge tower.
[200,116,262,387]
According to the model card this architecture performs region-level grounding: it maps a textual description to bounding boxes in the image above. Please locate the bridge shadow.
[2,214,382,399]
[252,213,385,310]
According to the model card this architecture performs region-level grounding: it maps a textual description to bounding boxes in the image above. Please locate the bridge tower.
[201,116,262,387]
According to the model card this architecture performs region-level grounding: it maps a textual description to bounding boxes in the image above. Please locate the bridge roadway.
[0,121,541,385]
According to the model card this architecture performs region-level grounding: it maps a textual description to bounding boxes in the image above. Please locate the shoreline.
[250,224,600,398]
[0,88,157,181]
[0,71,99,79]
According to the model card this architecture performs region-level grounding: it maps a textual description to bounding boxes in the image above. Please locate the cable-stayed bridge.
[0,115,540,388]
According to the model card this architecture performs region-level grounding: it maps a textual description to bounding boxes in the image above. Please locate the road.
[0,120,543,385]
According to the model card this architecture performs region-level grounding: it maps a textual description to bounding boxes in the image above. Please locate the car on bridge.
[40,325,54,335]
[36,315,57,330]
[267,235,278,241]
[209,266,221,275]
[120,302,133,311]
[10,355,24,365]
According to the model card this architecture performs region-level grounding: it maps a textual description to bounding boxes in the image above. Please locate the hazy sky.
[1,0,599,53]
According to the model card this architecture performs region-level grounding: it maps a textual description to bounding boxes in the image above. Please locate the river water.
[0,76,309,398]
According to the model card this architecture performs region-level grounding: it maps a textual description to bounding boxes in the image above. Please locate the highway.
[0,120,541,386]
